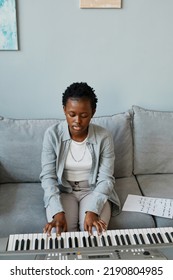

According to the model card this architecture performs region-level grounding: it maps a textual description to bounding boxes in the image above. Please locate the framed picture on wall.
[0,0,18,50]
[80,0,122,9]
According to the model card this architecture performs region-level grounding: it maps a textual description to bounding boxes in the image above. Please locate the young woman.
[40,82,120,236]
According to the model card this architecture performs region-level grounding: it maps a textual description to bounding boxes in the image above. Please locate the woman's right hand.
[43,212,67,236]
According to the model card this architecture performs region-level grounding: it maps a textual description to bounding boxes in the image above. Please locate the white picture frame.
[0,0,18,50]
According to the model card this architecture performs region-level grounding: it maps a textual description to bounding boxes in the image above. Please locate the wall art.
[0,0,18,50]
[80,0,122,9]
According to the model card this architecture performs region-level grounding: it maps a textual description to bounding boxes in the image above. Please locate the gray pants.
[46,181,111,232]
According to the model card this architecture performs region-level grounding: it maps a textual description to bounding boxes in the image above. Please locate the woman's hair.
[62,82,98,110]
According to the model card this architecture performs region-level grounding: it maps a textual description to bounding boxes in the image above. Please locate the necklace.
[70,142,87,162]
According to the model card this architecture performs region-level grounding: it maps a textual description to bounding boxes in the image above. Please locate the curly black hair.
[62,82,98,110]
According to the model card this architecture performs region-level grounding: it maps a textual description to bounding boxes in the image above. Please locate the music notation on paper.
[122,194,173,219]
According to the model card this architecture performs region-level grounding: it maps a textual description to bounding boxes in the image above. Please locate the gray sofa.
[1,105,173,239]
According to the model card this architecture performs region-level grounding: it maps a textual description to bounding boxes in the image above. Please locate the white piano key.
[22,234,28,250]
[13,234,20,251]
[7,234,15,251]
[50,232,56,249]
[18,234,24,250]
[27,233,33,250]
[64,232,70,248]
[79,231,89,247]
[31,233,38,250]
[91,231,100,247]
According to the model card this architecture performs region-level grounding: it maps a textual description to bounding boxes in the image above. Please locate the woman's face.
[63,98,95,141]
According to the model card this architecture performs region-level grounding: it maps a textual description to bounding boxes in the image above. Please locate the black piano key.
[107,235,112,246]
[20,239,25,251]
[35,238,39,250]
[101,235,106,246]
[139,233,145,244]
[120,234,126,245]
[49,238,53,249]
[26,239,30,250]
[133,234,140,245]
[15,239,19,251]
[82,236,87,247]
[147,233,154,244]
[170,231,173,238]
[93,236,98,247]
[74,237,79,247]
[68,237,72,248]
[157,233,164,243]
[125,234,131,245]
[88,236,92,247]
[60,237,64,248]
[115,235,121,246]
[41,238,45,249]
[152,233,159,243]
[55,237,58,248]
[165,232,172,243]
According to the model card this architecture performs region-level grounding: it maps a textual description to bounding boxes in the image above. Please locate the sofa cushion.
[132,105,173,174]
[136,174,173,227]
[0,118,59,183]
[92,112,133,178]
[0,183,47,237]
[109,176,155,229]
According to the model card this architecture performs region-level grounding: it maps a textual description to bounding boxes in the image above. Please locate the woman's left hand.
[84,211,107,235]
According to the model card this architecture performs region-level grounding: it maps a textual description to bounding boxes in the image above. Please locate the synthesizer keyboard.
[0,227,173,259]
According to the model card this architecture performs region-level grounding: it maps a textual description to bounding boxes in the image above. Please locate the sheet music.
[122,194,173,219]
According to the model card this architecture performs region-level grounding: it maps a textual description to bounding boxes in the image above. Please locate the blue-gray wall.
[0,0,173,118]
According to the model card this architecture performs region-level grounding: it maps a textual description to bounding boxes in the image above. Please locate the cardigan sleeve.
[40,127,64,218]
[86,131,120,215]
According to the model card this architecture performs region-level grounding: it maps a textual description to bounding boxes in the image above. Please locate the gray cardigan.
[40,121,120,218]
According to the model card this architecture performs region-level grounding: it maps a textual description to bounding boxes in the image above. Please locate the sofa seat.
[0,177,156,238]
[136,174,173,227]
[0,183,47,238]
[109,176,155,229]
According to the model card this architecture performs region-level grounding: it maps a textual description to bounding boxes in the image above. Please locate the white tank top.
[63,138,92,181]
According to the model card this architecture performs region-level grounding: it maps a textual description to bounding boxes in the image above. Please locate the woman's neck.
[71,134,88,142]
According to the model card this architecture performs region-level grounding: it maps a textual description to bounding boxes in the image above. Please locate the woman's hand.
[84,211,107,235]
[43,212,67,236]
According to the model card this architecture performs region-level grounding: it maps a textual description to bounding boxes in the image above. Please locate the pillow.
[132,105,173,174]
[92,112,133,178]
[0,117,59,183]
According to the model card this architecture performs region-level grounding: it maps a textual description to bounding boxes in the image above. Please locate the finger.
[43,223,50,234]
[46,224,53,236]
[88,225,93,236]
[84,221,88,232]
[94,222,102,235]
[98,220,107,231]
[56,225,62,236]
[99,219,107,226]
